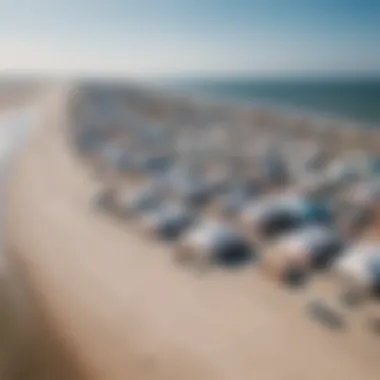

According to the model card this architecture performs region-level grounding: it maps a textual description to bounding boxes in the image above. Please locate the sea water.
[163,76,380,126]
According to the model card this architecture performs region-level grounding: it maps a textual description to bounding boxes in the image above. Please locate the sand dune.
[3,85,380,380]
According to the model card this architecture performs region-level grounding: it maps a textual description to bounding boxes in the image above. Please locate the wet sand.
[3,85,380,379]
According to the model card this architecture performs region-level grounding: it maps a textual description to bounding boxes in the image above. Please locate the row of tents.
[69,85,380,332]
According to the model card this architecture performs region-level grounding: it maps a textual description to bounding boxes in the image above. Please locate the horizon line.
[1,69,380,82]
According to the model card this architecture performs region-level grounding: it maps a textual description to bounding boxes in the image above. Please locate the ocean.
[162,77,380,127]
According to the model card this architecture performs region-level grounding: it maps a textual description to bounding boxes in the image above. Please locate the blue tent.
[299,200,332,225]
[209,227,254,266]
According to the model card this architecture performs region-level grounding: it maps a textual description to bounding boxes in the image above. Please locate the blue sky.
[0,0,379,76]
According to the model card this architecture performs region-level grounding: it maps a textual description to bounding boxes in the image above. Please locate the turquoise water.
[163,77,380,126]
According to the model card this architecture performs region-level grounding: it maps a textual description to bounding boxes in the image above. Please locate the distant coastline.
[159,76,380,127]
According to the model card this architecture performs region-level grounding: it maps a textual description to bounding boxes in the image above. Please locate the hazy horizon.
[0,0,379,77]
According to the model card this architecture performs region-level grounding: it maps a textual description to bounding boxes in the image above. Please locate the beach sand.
[0,80,48,112]
[2,84,380,379]
[0,82,82,379]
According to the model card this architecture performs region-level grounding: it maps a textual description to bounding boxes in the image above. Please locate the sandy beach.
[0,79,48,111]
[0,82,379,380]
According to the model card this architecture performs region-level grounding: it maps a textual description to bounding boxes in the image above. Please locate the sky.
[0,0,379,77]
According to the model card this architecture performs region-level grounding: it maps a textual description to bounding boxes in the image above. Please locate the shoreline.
[162,85,376,128]
[154,76,380,128]
[104,80,380,156]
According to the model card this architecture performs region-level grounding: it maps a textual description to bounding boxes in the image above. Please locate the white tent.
[334,244,380,288]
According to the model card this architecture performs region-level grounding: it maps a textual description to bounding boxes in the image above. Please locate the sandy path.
[4,89,380,380]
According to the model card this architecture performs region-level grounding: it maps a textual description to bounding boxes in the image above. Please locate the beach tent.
[98,143,125,168]
[304,244,380,330]
[240,194,332,239]
[348,180,380,205]
[140,203,197,241]
[266,225,343,272]
[333,180,380,237]
[114,151,137,174]
[295,173,341,201]
[334,244,380,292]
[176,221,254,267]
[166,165,201,191]
[179,180,214,208]
[326,152,380,186]
[258,151,290,187]
[139,123,168,144]
[314,243,380,317]
[285,140,327,180]
[118,181,164,218]
[219,179,262,217]
[220,189,252,218]
[75,127,104,155]
[336,201,373,238]
[139,154,175,176]
[204,170,232,196]
[165,166,213,207]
